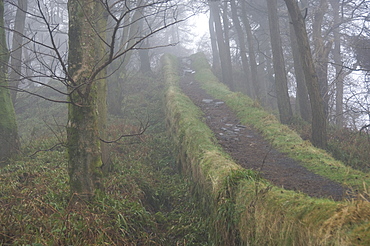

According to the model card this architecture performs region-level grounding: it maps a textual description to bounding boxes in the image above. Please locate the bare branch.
[99,120,150,144]
[29,142,65,158]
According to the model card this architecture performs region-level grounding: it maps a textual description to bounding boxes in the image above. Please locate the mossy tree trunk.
[67,0,107,200]
[0,0,20,164]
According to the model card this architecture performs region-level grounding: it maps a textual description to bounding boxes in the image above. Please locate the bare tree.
[284,0,327,148]
[1,0,189,200]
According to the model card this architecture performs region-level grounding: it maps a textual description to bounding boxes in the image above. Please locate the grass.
[190,52,370,192]
[163,52,370,245]
[0,68,210,245]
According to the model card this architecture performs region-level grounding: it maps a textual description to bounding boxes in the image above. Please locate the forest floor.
[180,74,349,201]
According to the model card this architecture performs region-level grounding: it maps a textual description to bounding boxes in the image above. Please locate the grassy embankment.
[0,72,209,245]
[163,53,370,245]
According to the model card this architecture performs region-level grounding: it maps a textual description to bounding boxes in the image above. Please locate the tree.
[240,0,262,102]
[209,0,234,90]
[312,0,332,117]
[0,0,19,163]
[266,0,293,124]
[289,20,311,121]
[209,2,220,71]
[329,0,344,127]
[9,0,27,104]
[284,0,327,148]
[1,0,186,199]
[230,0,252,96]
[66,0,107,200]
[67,0,185,199]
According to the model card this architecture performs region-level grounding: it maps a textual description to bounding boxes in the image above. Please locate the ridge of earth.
[179,75,349,201]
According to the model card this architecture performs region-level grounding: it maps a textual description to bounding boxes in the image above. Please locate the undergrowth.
[1,72,210,245]
[289,117,370,173]
[326,127,370,173]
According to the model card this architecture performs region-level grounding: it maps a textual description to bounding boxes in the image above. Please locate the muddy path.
[179,75,349,201]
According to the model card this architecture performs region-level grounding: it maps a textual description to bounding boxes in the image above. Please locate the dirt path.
[179,75,348,201]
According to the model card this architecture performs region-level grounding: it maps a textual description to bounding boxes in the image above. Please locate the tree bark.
[284,0,327,149]
[266,0,293,124]
[312,0,331,117]
[67,0,106,200]
[0,0,19,164]
[9,0,27,104]
[289,18,311,121]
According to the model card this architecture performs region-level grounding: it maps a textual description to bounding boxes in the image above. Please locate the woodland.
[0,0,370,245]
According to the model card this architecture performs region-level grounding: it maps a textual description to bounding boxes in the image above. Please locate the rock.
[202,99,213,103]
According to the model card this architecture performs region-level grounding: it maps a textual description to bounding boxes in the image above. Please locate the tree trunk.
[139,40,152,75]
[108,0,141,115]
[240,0,261,102]
[67,0,106,200]
[0,0,19,164]
[284,0,327,149]
[289,19,311,121]
[230,0,253,96]
[266,0,293,124]
[209,7,220,71]
[209,0,234,90]
[312,0,331,117]
[221,0,234,90]
[97,5,110,174]
[9,0,27,104]
[330,0,344,127]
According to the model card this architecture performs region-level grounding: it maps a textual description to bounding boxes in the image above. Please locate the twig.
[29,142,65,158]
[99,120,150,144]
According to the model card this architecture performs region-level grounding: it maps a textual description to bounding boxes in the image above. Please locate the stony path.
[179,75,349,201]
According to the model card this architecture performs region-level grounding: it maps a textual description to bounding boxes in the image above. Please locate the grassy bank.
[190,52,370,191]
[163,53,370,245]
[0,69,209,245]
